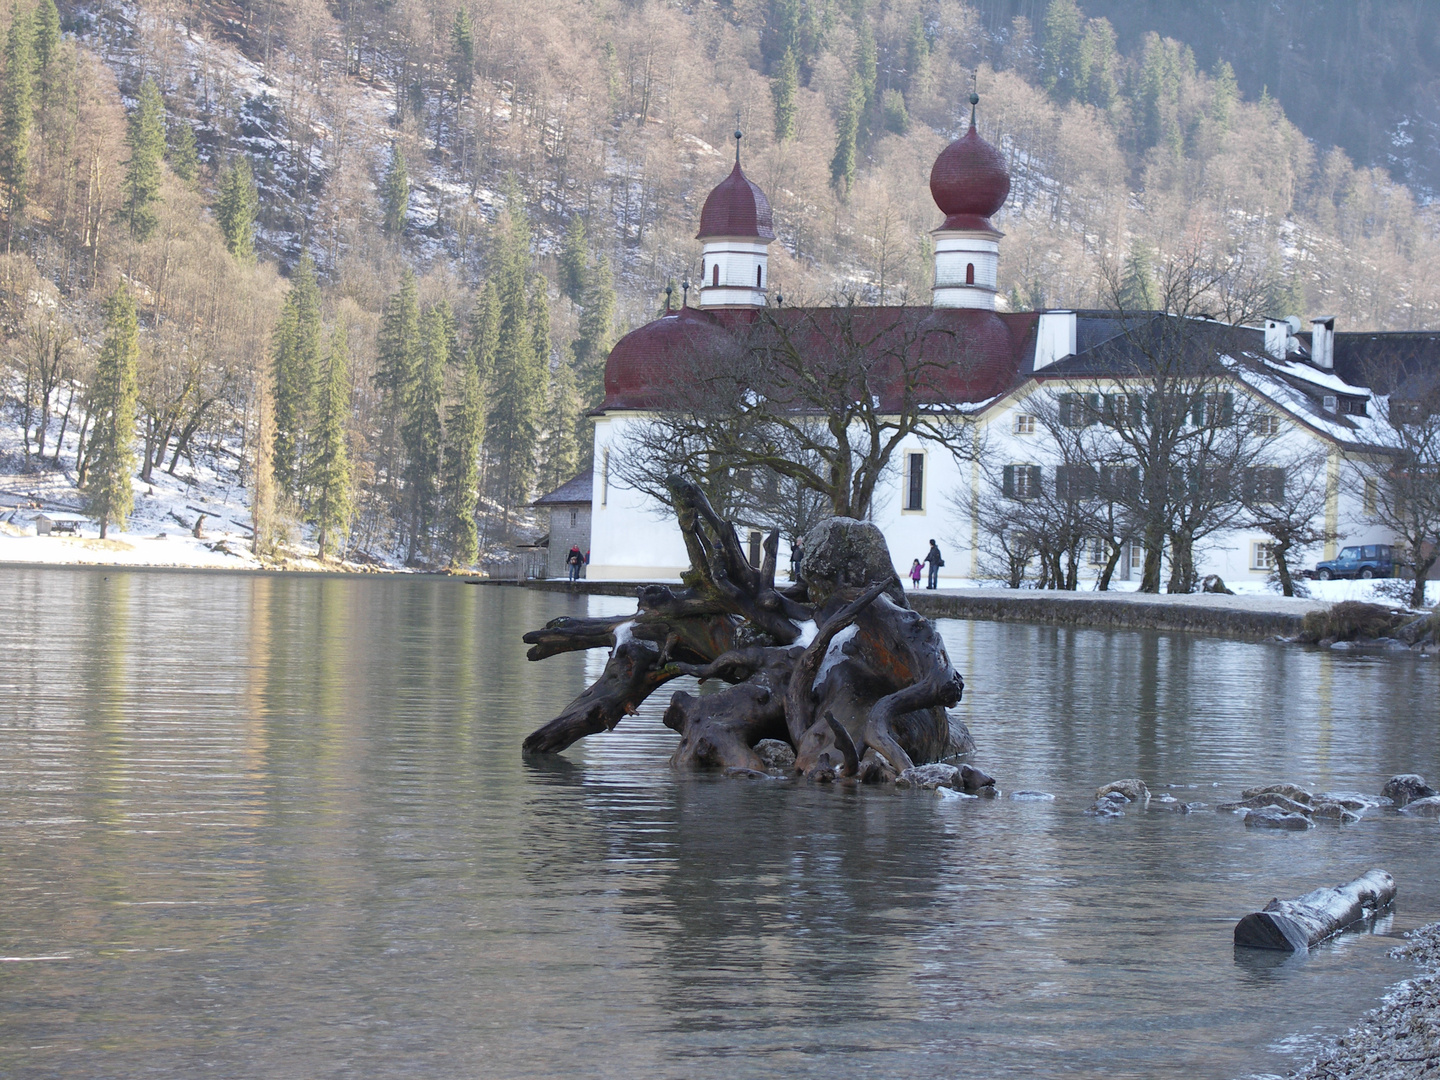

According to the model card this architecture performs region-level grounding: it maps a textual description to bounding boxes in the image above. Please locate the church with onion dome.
[549,94,1440,589]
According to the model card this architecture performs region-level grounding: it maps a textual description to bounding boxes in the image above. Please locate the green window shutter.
[1221,392,1235,426]
[1057,393,1073,428]
[1028,465,1042,497]
[1002,464,1015,498]
[1191,398,1205,427]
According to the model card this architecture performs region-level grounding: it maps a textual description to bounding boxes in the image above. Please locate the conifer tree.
[271,256,323,499]
[904,16,928,94]
[484,201,547,519]
[451,8,475,92]
[1078,18,1119,112]
[167,121,199,186]
[308,323,352,561]
[830,75,862,193]
[468,278,500,379]
[1118,243,1159,311]
[1041,0,1083,101]
[1210,59,1238,132]
[122,78,166,242]
[86,285,139,539]
[32,0,57,73]
[403,302,449,562]
[559,213,587,304]
[441,330,485,567]
[854,20,877,112]
[772,46,798,142]
[216,156,258,261]
[572,256,615,383]
[0,2,33,254]
[381,144,409,237]
[375,270,421,496]
[540,359,582,493]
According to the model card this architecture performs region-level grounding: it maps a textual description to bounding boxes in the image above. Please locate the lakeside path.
[507,579,1329,640]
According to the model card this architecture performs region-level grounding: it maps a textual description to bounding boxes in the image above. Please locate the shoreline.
[491,577,1328,641]
[1285,921,1440,1080]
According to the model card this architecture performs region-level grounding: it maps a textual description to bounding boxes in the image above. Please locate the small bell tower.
[696,125,775,309]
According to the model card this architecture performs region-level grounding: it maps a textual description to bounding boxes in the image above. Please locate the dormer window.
[1323,395,1338,413]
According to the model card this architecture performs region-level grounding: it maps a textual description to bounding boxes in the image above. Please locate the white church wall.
[587,415,690,581]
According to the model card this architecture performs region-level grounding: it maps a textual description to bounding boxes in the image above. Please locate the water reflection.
[0,569,1437,1080]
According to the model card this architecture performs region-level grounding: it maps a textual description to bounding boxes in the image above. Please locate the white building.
[583,106,1440,589]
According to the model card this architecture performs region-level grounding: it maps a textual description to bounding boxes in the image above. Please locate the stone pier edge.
[499,580,1310,641]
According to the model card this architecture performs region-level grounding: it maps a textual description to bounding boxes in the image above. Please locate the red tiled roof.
[601,305,1038,412]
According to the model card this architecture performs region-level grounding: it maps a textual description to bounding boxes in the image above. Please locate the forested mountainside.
[2,0,1438,566]
[971,0,1440,201]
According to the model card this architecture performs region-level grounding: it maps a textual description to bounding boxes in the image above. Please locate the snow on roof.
[1261,356,1371,397]
[1230,356,1398,449]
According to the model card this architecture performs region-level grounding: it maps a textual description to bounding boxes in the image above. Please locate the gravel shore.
[1289,923,1440,1079]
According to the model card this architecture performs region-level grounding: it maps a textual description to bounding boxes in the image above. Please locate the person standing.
[910,559,923,589]
[567,546,583,581]
[789,538,803,582]
[924,539,943,589]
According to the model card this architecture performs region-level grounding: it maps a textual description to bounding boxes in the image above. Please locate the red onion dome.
[929,108,1011,232]
[603,306,728,410]
[696,159,775,241]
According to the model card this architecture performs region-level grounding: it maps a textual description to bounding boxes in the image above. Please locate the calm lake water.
[1,567,1438,1080]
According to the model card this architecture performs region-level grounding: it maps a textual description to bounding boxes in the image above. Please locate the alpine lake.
[2,566,1438,1080]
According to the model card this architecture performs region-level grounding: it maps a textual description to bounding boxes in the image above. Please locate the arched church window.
[713,263,720,287]
[966,263,975,285]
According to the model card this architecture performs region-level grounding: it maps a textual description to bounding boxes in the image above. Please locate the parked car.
[1314,544,1396,580]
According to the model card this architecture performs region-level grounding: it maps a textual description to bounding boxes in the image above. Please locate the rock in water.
[959,763,996,793]
[1398,794,1440,817]
[1010,791,1055,801]
[1218,793,1314,815]
[1241,783,1315,805]
[1382,774,1437,806]
[754,739,796,771]
[1201,574,1234,594]
[1096,779,1150,806]
[1234,870,1396,951]
[798,517,905,607]
[1244,806,1315,830]
[897,763,961,789]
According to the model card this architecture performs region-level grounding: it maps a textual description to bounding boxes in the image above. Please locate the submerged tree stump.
[1234,870,1397,951]
[521,476,970,779]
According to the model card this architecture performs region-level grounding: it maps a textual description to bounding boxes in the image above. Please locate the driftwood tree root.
[521,475,971,781]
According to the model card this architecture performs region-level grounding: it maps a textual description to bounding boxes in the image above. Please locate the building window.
[1254,413,1281,436]
[712,263,720,287]
[1014,413,1036,435]
[757,265,763,287]
[1003,464,1041,500]
[601,448,609,507]
[1364,478,1379,516]
[1087,538,1107,566]
[569,509,577,527]
[966,262,975,285]
[1128,539,1144,569]
[905,452,925,511]
[1251,541,1277,571]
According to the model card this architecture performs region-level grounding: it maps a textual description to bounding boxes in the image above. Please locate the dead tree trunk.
[521,476,969,779]
[1234,870,1396,951]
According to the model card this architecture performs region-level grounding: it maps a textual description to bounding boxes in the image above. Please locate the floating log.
[1234,870,1396,951]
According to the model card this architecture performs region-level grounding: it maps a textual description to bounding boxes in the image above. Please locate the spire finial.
[665,283,674,312]
[968,73,979,131]
[682,278,691,308]
[734,112,743,165]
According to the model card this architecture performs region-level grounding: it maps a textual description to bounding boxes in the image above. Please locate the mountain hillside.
[0,0,1434,567]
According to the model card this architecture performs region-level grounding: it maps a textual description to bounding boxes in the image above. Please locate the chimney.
[1310,316,1335,370]
[1033,310,1076,371]
[1263,317,1302,361]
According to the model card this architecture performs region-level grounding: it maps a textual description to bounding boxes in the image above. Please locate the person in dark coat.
[789,538,803,582]
[566,546,584,581]
[924,539,944,589]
